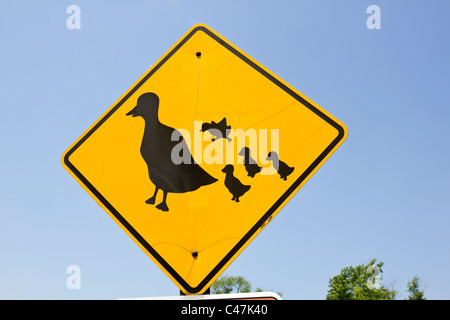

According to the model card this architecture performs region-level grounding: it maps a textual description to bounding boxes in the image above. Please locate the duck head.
[221,164,234,174]
[126,92,160,120]
[266,151,279,161]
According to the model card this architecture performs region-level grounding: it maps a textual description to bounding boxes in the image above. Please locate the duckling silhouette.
[221,165,251,202]
[238,147,262,178]
[200,117,232,142]
[266,151,295,181]
[126,92,217,212]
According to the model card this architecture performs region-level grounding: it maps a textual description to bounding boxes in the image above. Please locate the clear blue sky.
[0,0,449,299]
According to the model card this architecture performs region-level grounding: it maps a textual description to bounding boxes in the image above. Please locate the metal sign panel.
[62,24,347,294]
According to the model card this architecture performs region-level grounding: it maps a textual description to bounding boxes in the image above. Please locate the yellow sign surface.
[62,24,347,294]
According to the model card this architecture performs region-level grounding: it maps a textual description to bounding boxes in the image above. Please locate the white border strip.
[119,291,282,300]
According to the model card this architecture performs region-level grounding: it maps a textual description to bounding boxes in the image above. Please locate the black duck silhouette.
[127,92,217,212]
[238,147,262,178]
[266,151,295,181]
[200,117,232,142]
[221,165,251,202]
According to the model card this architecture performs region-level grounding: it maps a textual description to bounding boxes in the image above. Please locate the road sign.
[62,24,347,295]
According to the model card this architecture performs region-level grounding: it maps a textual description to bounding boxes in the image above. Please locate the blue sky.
[0,0,449,299]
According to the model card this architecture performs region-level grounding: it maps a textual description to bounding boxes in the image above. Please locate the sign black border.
[63,25,346,294]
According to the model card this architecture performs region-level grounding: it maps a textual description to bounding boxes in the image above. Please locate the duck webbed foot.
[145,188,159,205]
[156,191,169,212]
[145,196,156,205]
[156,202,169,212]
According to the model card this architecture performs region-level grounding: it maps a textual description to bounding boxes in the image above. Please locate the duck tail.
[208,176,218,184]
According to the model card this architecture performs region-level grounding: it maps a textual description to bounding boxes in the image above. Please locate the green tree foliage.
[326,259,397,300]
[211,275,252,294]
[211,275,282,297]
[406,276,426,300]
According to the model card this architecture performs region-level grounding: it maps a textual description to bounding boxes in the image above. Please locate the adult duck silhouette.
[126,92,217,212]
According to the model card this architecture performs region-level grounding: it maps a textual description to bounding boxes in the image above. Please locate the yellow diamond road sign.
[62,24,347,294]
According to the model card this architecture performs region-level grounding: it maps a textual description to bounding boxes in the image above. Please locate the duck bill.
[126,106,136,117]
